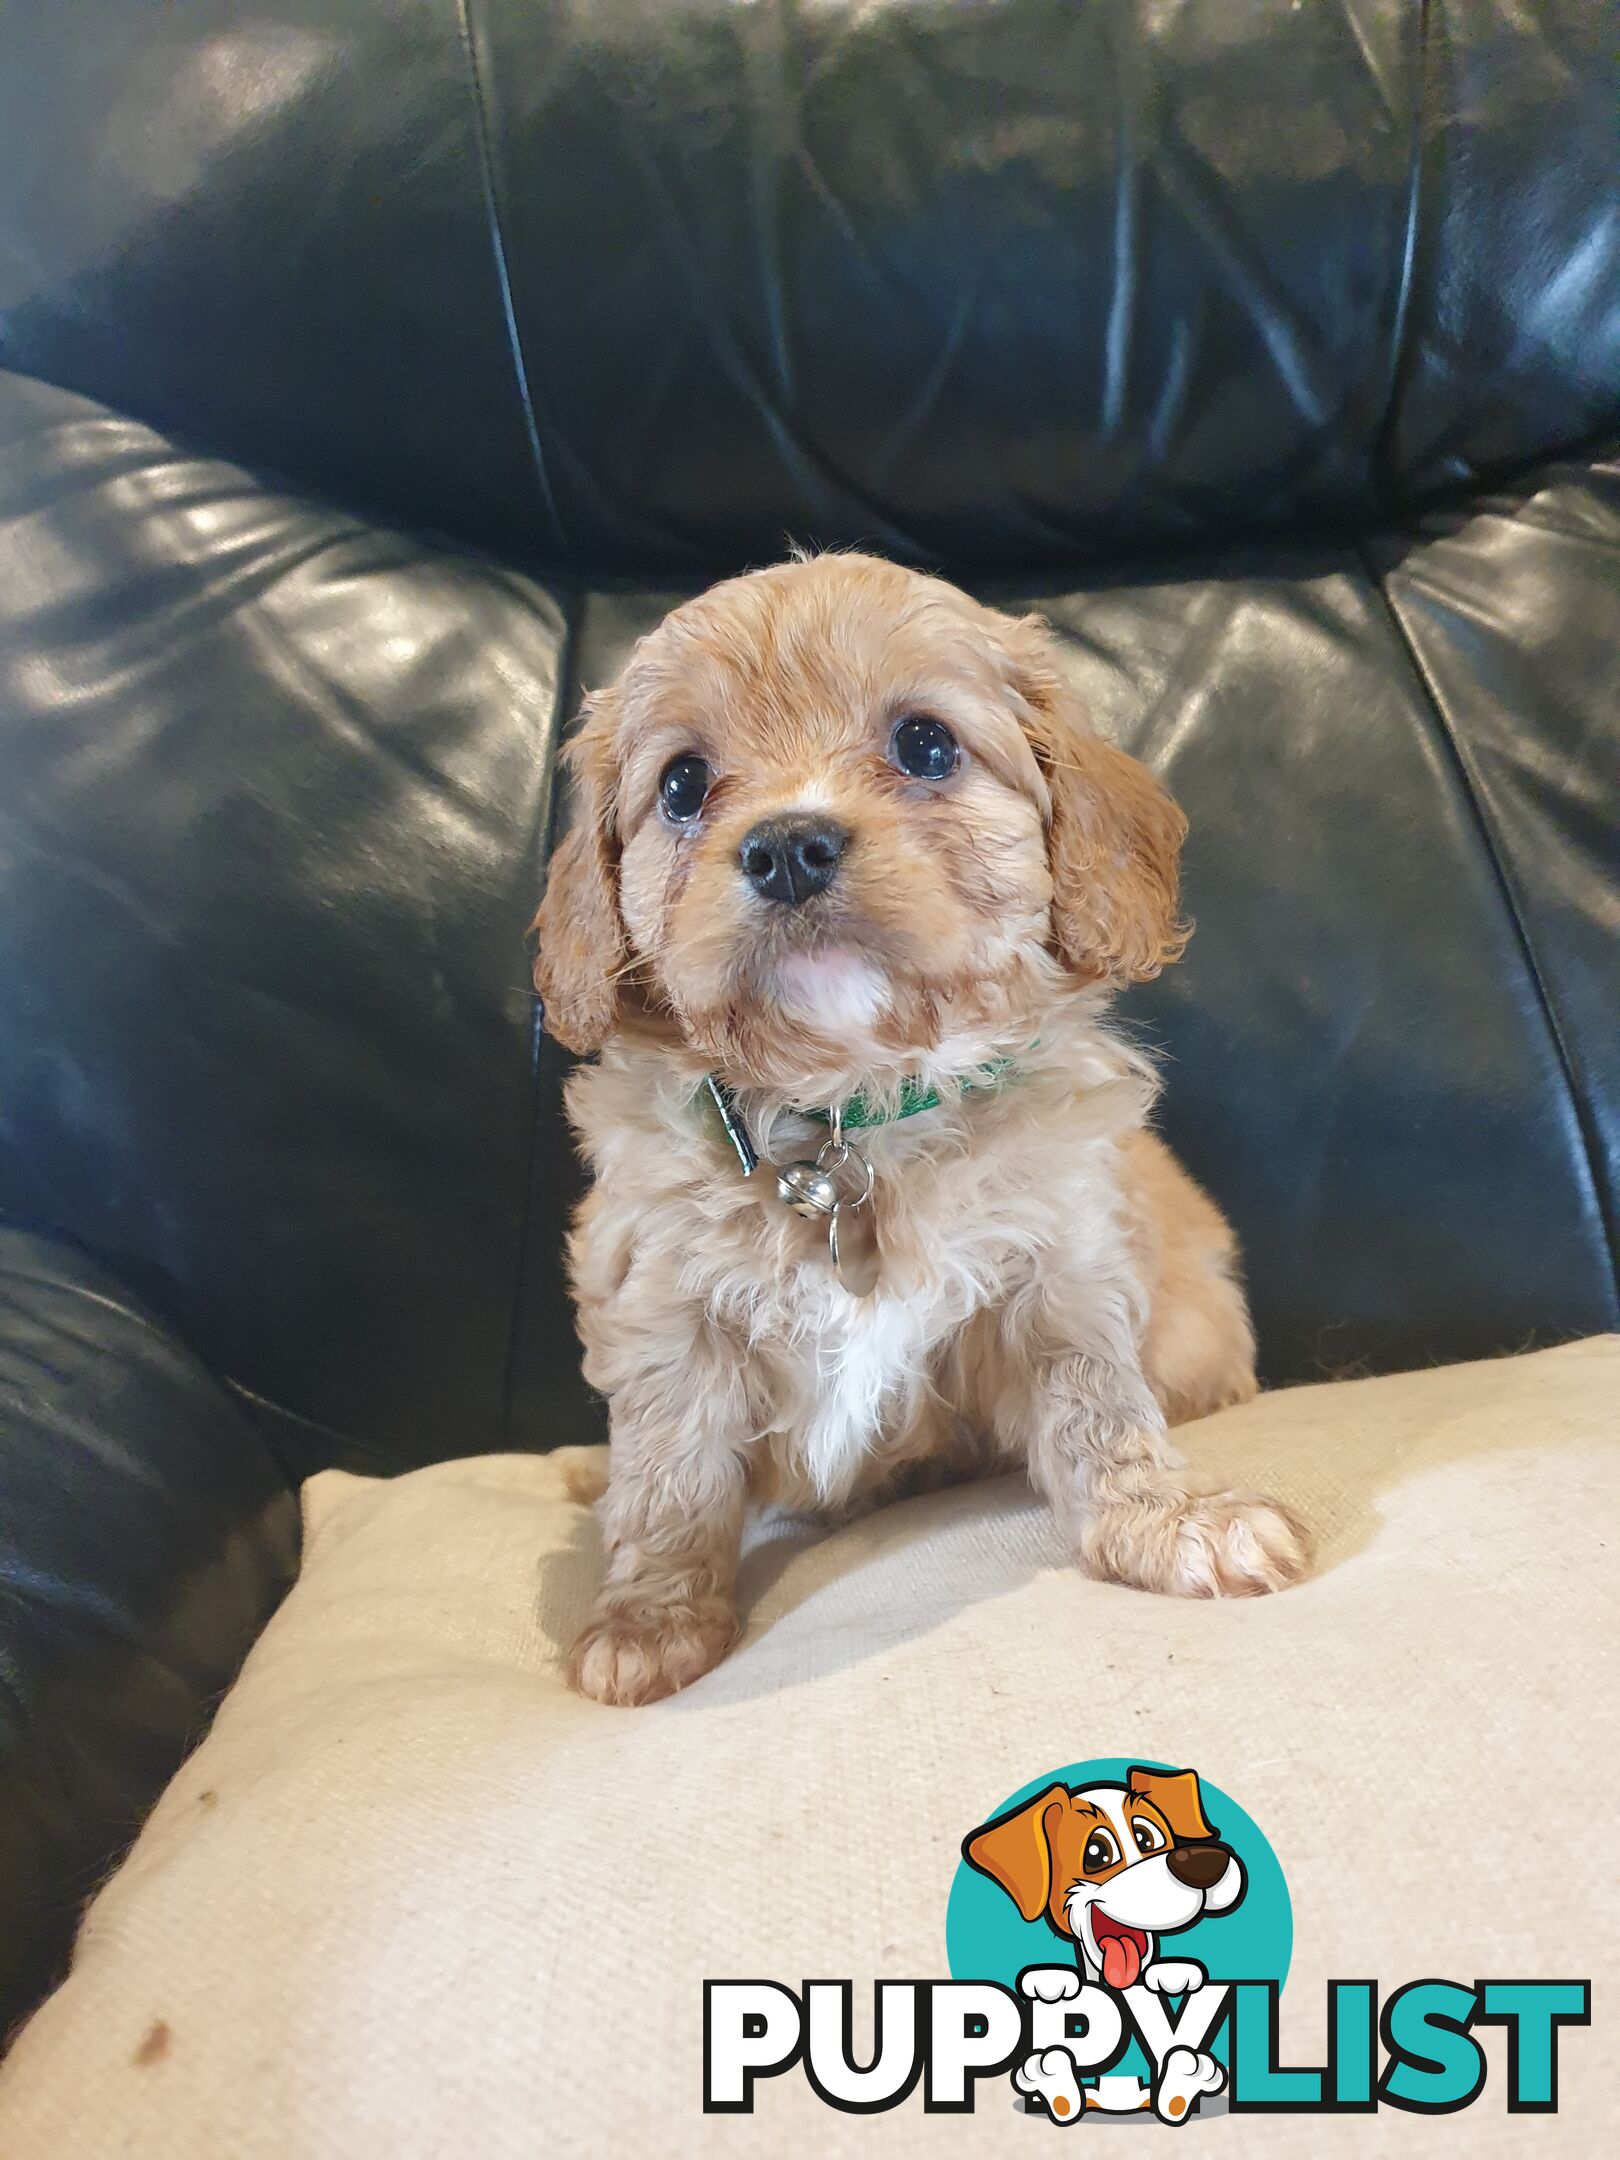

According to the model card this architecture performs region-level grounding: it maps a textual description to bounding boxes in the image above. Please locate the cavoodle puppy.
[533,553,1308,1706]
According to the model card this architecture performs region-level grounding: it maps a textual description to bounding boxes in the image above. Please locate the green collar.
[792,1057,1021,1132]
[698,1059,1019,1178]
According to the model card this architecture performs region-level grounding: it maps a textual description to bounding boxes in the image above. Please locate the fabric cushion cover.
[0,1338,1614,2154]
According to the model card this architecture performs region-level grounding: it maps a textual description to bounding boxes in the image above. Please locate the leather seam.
[1369,0,1434,516]
[224,1379,378,1473]
[0,1253,157,1340]
[500,592,584,1445]
[452,0,567,560]
[1355,540,1620,1324]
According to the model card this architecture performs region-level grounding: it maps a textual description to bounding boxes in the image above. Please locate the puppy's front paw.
[1082,1487,1309,1600]
[567,1598,739,1706]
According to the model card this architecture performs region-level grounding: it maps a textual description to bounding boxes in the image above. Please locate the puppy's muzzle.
[739,816,848,905]
[1166,1843,1230,1891]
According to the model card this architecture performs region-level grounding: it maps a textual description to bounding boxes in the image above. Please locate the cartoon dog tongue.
[1098,1924,1143,1990]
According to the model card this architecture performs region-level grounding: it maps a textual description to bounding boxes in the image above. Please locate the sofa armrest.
[0,1225,299,2040]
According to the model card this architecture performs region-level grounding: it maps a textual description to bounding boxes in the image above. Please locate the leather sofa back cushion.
[2,1,1616,576]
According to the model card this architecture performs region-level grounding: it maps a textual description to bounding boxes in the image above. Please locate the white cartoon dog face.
[964,1766,1245,1988]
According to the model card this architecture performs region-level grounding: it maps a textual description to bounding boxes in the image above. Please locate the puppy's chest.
[756,1284,938,1505]
[699,1148,1045,1502]
[741,1152,1017,1334]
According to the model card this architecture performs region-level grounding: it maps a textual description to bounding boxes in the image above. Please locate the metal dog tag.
[772,1105,883,1295]
[818,1107,881,1298]
[829,1194,881,1297]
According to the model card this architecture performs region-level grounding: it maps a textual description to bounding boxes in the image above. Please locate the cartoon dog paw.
[1141,1959,1206,1997]
[1153,2044,1226,2124]
[1020,1966,1083,2004]
[1014,2046,1086,2124]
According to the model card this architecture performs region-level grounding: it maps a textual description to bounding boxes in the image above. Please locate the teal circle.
[946,1760,1290,2078]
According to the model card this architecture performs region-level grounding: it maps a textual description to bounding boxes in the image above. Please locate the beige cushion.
[1,1338,1616,2155]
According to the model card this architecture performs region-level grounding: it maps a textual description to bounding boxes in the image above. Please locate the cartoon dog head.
[963,1766,1245,1990]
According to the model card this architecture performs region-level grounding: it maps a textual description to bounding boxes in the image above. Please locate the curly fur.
[533,553,1309,1706]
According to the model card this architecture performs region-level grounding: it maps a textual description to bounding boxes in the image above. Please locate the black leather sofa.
[1,0,1615,2041]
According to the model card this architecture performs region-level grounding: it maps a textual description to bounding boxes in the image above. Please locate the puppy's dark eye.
[890,713,959,782]
[1131,1818,1166,1856]
[659,754,712,822]
[1082,1830,1119,1873]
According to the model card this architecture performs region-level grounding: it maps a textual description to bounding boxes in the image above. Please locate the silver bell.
[776,1160,838,1218]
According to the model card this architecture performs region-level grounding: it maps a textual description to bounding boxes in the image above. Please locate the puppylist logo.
[705,1759,1590,2123]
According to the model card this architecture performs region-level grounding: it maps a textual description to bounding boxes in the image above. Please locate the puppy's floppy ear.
[531,688,627,1055]
[1127,1765,1216,1845]
[963,1783,1071,1922]
[1003,613,1189,986]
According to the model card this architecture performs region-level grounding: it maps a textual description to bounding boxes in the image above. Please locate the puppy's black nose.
[1166,1844,1229,1891]
[739,817,848,905]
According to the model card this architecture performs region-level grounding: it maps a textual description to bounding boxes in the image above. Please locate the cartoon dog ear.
[1001,612,1189,987]
[962,1785,1071,1922]
[531,688,628,1055]
[1127,1766,1216,1846]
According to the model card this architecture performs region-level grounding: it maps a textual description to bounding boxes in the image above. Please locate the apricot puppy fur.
[534,553,1308,1706]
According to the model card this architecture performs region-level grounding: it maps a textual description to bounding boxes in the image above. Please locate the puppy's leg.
[1122,1131,1258,1426]
[567,1323,750,1707]
[995,1277,1307,1598]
